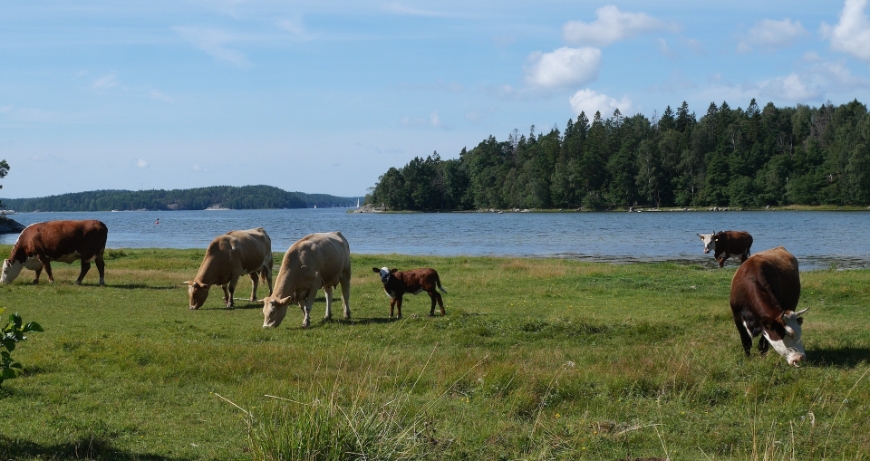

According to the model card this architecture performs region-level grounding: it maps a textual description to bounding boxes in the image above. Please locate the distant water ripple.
[1,208,867,271]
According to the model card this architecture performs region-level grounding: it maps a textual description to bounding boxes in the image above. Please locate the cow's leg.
[740,249,750,263]
[390,297,398,318]
[37,256,54,283]
[396,296,404,319]
[94,253,106,286]
[248,272,259,302]
[301,290,318,328]
[733,314,753,356]
[76,260,91,285]
[222,283,233,309]
[428,292,437,316]
[262,266,273,296]
[435,291,446,316]
[339,271,351,320]
[33,266,43,284]
[758,335,770,355]
[323,285,334,321]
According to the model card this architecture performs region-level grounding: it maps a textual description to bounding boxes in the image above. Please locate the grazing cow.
[729,246,808,367]
[372,267,447,318]
[698,230,753,267]
[262,232,351,328]
[1,220,108,285]
[185,228,274,309]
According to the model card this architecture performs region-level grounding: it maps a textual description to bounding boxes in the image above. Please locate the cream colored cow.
[262,231,351,328]
[185,227,273,309]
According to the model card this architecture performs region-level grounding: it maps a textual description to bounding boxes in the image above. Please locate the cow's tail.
[261,252,274,283]
[436,274,447,294]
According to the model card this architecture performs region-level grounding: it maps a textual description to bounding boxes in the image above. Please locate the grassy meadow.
[0,245,869,460]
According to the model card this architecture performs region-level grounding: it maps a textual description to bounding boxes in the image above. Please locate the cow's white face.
[378,267,391,284]
[764,309,808,367]
[2,256,46,283]
[262,295,292,328]
[1,259,24,284]
[698,233,716,254]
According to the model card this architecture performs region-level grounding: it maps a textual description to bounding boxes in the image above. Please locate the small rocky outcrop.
[0,217,25,234]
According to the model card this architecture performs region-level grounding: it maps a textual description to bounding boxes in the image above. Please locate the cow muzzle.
[787,352,806,367]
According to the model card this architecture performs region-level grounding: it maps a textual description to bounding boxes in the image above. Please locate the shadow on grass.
[811,347,870,368]
[0,436,192,461]
[110,284,179,290]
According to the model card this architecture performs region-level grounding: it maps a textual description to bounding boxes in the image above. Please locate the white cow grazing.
[185,227,274,309]
[262,231,351,328]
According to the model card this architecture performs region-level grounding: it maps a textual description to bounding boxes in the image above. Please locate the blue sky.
[2,0,870,199]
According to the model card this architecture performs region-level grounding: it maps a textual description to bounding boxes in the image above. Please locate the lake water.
[2,208,868,270]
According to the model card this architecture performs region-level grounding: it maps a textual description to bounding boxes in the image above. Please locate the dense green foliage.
[0,247,868,460]
[0,159,9,209]
[2,185,363,212]
[368,99,870,210]
[0,308,42,387]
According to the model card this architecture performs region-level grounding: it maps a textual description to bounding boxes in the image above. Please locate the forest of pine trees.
[366,99,870,210]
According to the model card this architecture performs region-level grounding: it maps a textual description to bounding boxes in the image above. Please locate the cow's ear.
[183,281,193,286]
[797,317,804,325]
[391,268,399,273]
[276,295,293,306]
[372,267,380,273]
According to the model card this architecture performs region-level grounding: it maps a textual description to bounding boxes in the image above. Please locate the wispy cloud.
[821,0,870,63]
[383,2,456,18]
[563,5,677,47]
[136,159,149,168]
[149,89,174,103]
[400,111,444,128]
[276,17,313,40]
[525,47,601,90]
[91,73,119,90]
[737,18,807,53]
[174,26,250,67]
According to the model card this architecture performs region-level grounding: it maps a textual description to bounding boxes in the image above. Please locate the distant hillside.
[1,185,363,212]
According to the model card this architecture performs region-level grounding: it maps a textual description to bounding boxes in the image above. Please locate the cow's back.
[730,246,799,312]
[720,231,753,250]
[226,228,272,272]
[276,232,350,291]
[16,220,107,260]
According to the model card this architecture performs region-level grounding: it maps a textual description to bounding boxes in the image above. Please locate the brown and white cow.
[262,232,351,328]
[730,246,808,367]
[1,220,108,285]
[372,267,447,318]
[698,230,753,267]
[184,227,274,309]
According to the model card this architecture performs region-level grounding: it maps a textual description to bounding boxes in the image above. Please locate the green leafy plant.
[1,307,42,387]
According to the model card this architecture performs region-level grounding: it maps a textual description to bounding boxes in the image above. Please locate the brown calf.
[372,267,447,318]
[1,220,108,285]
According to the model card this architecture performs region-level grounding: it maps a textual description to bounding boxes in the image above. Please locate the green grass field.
[1,246,869,460]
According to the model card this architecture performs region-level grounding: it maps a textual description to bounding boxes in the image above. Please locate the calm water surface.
[2,209,867,270]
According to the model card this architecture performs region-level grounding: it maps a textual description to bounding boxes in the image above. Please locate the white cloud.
[276,17,311,40]
[568,89,632,117]
[759,73,821,101]
[192,164,209,172]
[738,18,807,53]
[174,26,249,67]
[149,90,174,103]
[525,47,601,89]
[822,0,870,63]
[563,5,676,47]
[429,111,442,127]
[91,73,119,90]
[136,159,149,168]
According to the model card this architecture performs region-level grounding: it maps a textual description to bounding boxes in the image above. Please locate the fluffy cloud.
[568,89,632,117]
[136,159,149,169]
[563,5,675,47]
[174,26,249,67]
[759,73,821,101]
[822,0,870,63]
[738,18,807,52]
[525,47,601,90]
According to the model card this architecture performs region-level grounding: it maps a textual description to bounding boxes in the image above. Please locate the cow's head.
[698,232,716,254]
[0,257,40,284]
[372,267,397,284]
[764,307,810,367]
[184,281,210,309]
[262,294,294,328]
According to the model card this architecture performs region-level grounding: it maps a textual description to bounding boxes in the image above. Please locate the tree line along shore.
[366,99,870,211]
